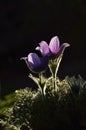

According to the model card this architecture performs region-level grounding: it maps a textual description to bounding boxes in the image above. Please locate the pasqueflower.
[21,53,49,73]
[36,36,70,57]
[21,36,70,73]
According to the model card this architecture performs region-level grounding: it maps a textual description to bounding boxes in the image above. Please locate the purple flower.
[21,53,49,73]
[36,36,70,57]
[36,41,51,57]
[21,36,70,72]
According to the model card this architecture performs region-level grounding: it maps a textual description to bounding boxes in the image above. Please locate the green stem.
[39,72,46,95]
[55,53,63,78]
[49,54,63,90]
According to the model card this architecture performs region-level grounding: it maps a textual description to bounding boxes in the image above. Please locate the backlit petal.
[27,53,49,72]
[28,53,41,69]
[57,43,70,56]
[36,41,50,56]
[49,36,60,54]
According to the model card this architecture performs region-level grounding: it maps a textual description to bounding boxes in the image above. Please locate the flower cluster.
[21,36,70,73]
[21,36,70,94]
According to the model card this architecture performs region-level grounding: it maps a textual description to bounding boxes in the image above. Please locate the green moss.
[0,76,86,130]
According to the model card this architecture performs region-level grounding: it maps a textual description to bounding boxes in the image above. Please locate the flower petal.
[40,56,49,70]
[20,57,27,61]
[49,36,60,54]
[36,41,50,56]
[28,53,41,71]
[20,57,29,68]
[57,43,70,56]
[27,53,49,72]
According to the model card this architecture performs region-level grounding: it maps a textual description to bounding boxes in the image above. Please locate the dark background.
[0,0,86,98]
